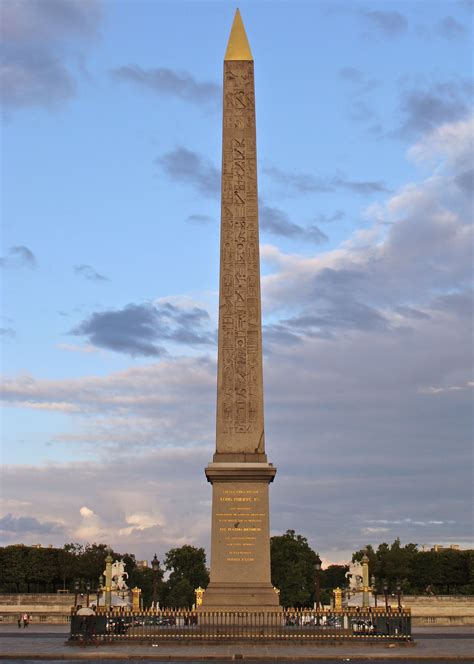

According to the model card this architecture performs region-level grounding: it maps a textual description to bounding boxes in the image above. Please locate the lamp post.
[314,553,322,610]
[105,552,113,610]
[371,574,378,608]
[361,552,370,608]
[95,576,103,608]
[396,579,402,610]
[74,579,80,608]
[152,554,160,610]
[85,581,91,608]
[383,580,389,611]
[97,575,104,607]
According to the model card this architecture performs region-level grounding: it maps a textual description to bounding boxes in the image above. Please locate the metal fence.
[69,607,411,643]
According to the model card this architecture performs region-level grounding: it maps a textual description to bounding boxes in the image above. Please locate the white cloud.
[1,447,213,556]
[57,343,98,354]
[74,505,106,540]
[0,498,32,509]
[418,381,474,395]
[362,527,390,535]
[260,117,472,330]
[119,512,166,536]
[408,115,474,170]
[1,358,216,450]
[79,506,94,518]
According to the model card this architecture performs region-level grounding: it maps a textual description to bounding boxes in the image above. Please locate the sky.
[0,0,473,566]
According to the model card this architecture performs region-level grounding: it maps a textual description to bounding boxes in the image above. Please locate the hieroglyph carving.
[217,60,263,440]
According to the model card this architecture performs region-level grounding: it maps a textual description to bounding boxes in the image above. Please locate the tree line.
[352,539,474,596]
[0,542,208,609]
[0,532,472,608]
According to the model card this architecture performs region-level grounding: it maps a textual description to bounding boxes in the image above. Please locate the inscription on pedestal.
[217,488,266,562]
[210,480,272,585]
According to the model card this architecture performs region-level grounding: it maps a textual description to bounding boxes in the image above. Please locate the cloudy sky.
[1,0,472,565]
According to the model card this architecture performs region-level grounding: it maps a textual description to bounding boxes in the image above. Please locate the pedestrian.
[17,614,22,628]
[85,615,98,647]
[22,612,29,628]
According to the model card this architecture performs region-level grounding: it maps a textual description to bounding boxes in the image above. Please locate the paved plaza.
[0,625,472,661]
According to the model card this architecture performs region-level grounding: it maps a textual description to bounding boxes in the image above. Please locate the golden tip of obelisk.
[224,8,253,61]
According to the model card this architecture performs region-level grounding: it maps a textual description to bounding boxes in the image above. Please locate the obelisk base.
[202,463,280,611]
[199,582,280,611]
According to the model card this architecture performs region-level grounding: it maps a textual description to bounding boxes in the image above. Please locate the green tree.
[320,564,349,590]
[384,539,417,587]
[128,564,163,608]
[25,547,59,592]
[353,539,418,592]
[409,551,437,591]
[0,545,28,592]
[352,544,380,577]
[467,551,474,594]
[166,578,195,609]
[57,546,76,591]
[351,539,474,595]
[375,542,390,581]
[318,564,348,606]
[61,542,85,591]
[0,542,147,595]
[25,547,44,592]
[439,550,471,593]
[162,545,209,608]
[270,530,317,608]
[57,542,137,595]
[76,543,111,581]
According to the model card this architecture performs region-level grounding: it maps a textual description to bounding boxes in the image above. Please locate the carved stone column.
[202,10,279,611]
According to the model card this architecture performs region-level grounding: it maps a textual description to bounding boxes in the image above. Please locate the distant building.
[431,544,461,552]
[136,560,149,569]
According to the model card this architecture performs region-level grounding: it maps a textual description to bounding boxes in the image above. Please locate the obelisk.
[202,9,280,610]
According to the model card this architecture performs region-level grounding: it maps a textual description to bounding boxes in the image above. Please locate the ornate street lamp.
[85,581,91,608]
[94,574,104,606]
[104,552,113,610]
[371,574,378,608]
[396,579,402,610]
[74,579,80,608]
[361,552,370,608]
[152,554,160,610]
[96,576,103,608]
[383,579,389,611]
[314,553,322,610]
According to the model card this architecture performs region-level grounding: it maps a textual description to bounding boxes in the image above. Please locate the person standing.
[22,613,29,628]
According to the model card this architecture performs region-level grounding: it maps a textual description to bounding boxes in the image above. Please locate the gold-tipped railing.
[69,607,411,643]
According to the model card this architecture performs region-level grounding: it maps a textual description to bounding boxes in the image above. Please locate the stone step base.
[199,582,281,610]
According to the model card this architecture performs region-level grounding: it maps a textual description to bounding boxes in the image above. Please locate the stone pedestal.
[202,463,280,610]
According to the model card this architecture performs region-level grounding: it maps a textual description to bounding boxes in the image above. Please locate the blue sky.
[1,0,473,563]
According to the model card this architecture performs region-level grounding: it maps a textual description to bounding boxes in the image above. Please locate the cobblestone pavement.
[0,625,472,661]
